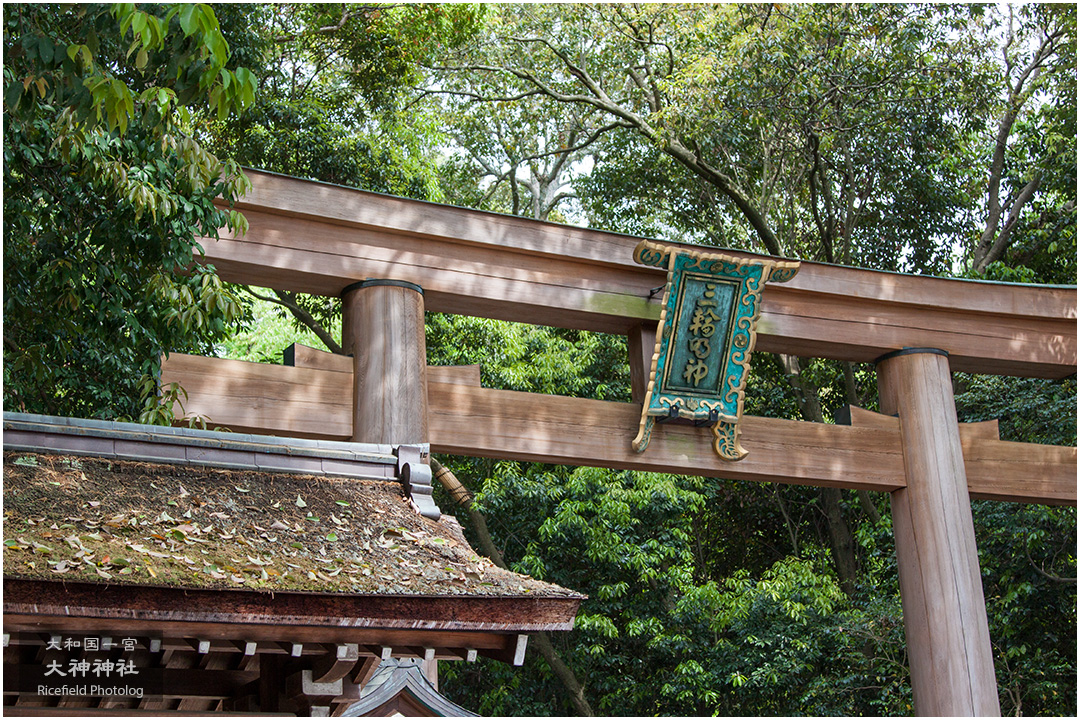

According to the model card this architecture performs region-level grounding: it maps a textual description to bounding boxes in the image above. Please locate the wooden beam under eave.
[197,169,1076,378]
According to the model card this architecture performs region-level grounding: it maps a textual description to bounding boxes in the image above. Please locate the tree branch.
[1023,537,1076,584]
[975,174,1042,273]
[431,459,595,715]
[243,286,343,355]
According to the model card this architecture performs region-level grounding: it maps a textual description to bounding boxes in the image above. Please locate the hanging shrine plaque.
[632,240,800,460]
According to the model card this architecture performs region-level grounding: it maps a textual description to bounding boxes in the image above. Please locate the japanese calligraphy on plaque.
[632,240,800,461]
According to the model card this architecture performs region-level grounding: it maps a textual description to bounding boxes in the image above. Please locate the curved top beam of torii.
[201,168,1076,380]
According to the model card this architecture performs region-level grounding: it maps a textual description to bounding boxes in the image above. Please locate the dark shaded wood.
[878,351,1000,716]
[311,644,360,684]
[258,654,284,715]
[350,656,380,687]
[627,323,657,404]
[177,653,237,710]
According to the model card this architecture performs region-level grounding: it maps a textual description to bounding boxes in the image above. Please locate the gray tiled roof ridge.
[4,412,402,479]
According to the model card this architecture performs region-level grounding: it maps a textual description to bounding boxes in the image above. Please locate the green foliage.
[982,4,1076,284]
[3,3,253,420]
[426,313,629,401]
[206,3,483,198]
[221,294,340,365]
[424,309,912,716]
[197,4,486,344]
[440,460,913,716]
[434,4,1001,272]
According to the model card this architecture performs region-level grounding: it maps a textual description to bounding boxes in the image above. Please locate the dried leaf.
[295,495,307,508]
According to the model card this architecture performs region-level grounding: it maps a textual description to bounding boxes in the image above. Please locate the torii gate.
[163,168,1077,716]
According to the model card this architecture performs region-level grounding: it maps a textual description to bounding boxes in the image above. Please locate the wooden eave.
[201,168,1076,379]
[3,577,578,643]
[341,658,476,717]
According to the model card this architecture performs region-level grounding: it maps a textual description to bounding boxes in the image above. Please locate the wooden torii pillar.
[877,348,1000,716]
[340,278,441,688]
[341,279,429,446]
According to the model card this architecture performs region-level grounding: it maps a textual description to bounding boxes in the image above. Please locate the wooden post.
[876,348,1000,716]
[628,323,657,404]
[341,279,429,446]
[341,279,434,687]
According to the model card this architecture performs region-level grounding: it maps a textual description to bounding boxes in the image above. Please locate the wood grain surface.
[877,351,1001,716]
[194,169,1076,378]
[161,353,1076,505]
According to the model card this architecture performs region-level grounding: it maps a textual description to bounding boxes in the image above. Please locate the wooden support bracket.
[311,643,360,684]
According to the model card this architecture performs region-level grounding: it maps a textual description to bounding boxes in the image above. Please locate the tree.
[971,4,1075,276]
[202,2,484,343]
[425,318,912,716]
[3,3,255,421]
[429,4,994,270]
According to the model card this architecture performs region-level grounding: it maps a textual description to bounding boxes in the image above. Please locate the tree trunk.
[780,355,860,595]
[430,460,595,716]
[820,486,859,596]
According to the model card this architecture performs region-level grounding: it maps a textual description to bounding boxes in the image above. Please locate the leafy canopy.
[4,3,255,420]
